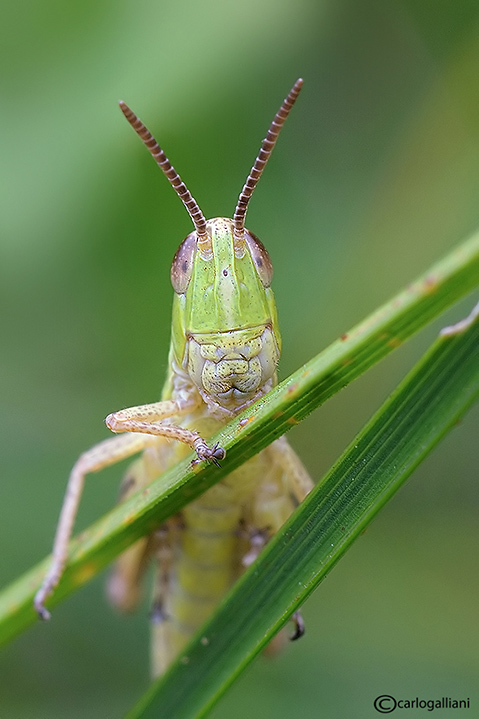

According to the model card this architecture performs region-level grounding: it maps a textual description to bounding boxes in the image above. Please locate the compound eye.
[244,230,273,287]
[171,232,197,293]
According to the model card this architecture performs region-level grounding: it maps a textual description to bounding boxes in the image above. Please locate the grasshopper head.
[119,79,302,413]
[170,217,280,414]
[171,218,274,330]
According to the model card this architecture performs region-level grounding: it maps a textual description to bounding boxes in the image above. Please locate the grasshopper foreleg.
[34,432,157,620]
[105,399,226,464]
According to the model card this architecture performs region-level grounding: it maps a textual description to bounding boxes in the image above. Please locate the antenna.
[233,78,303,239]
[119,101,209,243]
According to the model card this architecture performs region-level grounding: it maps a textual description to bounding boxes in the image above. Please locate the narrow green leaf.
[0,231,478,645]
[127,304,479,719]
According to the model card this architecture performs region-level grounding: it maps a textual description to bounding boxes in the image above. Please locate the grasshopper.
[34,78,314,676]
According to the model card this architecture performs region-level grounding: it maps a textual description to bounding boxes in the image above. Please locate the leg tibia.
[268,437,314,503]
[105,399,225,463]
[34,432,156,619]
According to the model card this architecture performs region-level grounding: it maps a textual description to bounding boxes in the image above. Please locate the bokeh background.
[1,1,478,717]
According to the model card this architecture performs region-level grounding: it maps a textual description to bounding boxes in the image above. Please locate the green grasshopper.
[34,78,314,676]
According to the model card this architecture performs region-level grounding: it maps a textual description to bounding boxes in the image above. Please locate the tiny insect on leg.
[34,432,159,620]
[106,399,225,464]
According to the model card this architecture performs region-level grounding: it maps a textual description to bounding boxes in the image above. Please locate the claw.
[242,529,268,567]
[210,443,226,466]
[33,595,51,621]
[150,598,168,625]
[289,610,305,641]
[193,439,226,466]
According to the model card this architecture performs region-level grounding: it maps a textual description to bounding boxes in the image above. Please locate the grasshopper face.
[170,218,281,414]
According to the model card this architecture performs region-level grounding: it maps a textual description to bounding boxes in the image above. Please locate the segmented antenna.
[233,78,303,239]
[119,101,209,242]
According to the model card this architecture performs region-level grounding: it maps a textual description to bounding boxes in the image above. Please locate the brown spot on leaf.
[423,275,438,294]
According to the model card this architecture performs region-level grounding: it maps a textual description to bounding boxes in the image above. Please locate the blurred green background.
[1,0,478,717]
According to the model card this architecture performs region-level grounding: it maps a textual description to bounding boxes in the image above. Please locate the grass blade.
[127,306,479,719]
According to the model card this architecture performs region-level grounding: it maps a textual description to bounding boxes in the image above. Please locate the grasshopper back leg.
[244,438,314,644]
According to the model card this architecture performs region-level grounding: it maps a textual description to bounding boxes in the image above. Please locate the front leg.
[106,398,225,464]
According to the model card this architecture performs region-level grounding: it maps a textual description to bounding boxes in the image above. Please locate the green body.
[116,218,293,674]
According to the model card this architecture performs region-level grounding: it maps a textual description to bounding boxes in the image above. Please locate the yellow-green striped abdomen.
[149,434,297,676]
